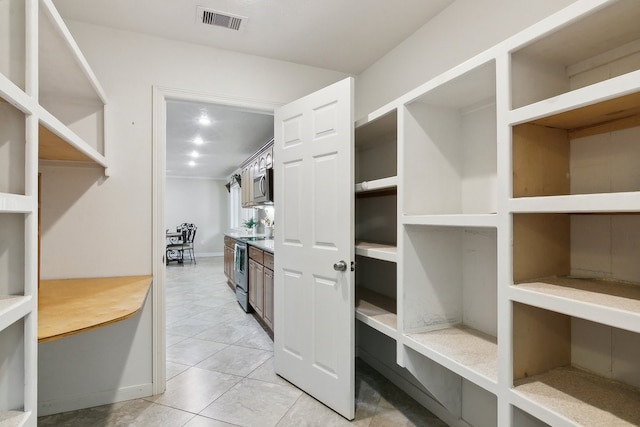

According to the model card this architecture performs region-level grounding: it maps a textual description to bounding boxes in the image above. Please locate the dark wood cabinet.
[223,237,235,288]
[263,266,274,330]
[248,245,273,333]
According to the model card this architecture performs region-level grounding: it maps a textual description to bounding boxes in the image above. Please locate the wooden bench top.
[38,275,152,343]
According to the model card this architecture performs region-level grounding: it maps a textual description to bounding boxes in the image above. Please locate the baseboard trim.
[357,349,471,427]
[38,383,153,417]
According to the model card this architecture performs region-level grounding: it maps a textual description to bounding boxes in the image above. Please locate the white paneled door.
[273,77,355,419]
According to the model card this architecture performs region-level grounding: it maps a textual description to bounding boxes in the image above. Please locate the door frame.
[151,86,280,393]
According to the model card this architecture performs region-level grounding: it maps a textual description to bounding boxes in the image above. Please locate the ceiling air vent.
[197,6,245,31]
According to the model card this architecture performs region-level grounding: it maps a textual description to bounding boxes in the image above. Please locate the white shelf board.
[355,176,397,193]
[0,74,37,116]
[403,214,498,228]
[512,366,640,427]
[355,287,397,339]
[0,411,31,427]
[0,194,34,214]
[507,70,640,126]
[510,277,640,333]
[403,324,498,393]
[38,106,107,167]
[509,192,640,213]
[0,295,33,333]
[355,242,397,263]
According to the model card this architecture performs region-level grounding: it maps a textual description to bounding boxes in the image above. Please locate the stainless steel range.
[233,240,250,312]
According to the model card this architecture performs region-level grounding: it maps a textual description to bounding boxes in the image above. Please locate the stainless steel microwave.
[253,168,273,204]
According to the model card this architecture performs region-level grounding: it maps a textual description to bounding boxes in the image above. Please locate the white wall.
[355,0,578,118]
[38,21,349,414]
[165,177,228,257]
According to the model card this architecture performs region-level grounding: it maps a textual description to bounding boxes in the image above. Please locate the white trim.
[38,383,153,417]
[151,86,281,397]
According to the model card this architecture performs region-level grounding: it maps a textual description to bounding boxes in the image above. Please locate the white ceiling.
[166,101,273,179]
[52,0,454,179]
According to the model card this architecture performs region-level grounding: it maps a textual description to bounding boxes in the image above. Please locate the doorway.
[152,86,280,394]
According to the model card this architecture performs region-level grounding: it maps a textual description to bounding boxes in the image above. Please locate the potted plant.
[243,218,258,235]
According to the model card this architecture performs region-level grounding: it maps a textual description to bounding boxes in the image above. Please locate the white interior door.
[273,77,355,419]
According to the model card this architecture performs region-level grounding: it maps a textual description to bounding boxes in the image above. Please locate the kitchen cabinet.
[223,236,235,288]
[263,253,274,330]
[239,138,274,208]
[247,245,272,333]
[0,0,109,424]
[274,1,640,425]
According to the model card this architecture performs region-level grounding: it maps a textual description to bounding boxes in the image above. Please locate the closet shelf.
[509,192,640,213]
[355,176,397,193]
[508,71,640,134]
[511,277,640,333]
[355,242,397,262]
[38,109,107,166]
[0,295,33,333]
[512,366,640,427]
[0,411,31,427]
[355,288,397,339]
[404,325,498,393]
[0,193,35,214]
[403,214,497,228]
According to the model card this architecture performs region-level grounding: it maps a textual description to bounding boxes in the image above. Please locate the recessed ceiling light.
[188,160,196,167]
[198,114,211,126]
[190,150,199,158]
[193,136,203,145]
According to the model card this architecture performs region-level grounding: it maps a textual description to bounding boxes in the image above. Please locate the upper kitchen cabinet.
[37,0,109,170]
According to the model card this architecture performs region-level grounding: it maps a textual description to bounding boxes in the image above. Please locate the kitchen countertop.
[225,232,274,254]
[247,238,274,253]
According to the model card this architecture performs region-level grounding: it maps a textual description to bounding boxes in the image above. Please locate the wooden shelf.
[509,71,640,132]
[355,287,397,339]
[403,214,497,228]
[0,296,33,333]
[0,411,31,427]
[355,176,397,193]
[355,242,397,263]
[404,325,498,393]
[38,275,152,343]
[512,276,640,333]
[512,366,640,427]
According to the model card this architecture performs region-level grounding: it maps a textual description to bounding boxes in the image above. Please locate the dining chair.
[166,227,186,264]
[179,223,197,264]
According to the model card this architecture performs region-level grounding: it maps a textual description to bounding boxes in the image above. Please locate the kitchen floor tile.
[199,378,303,427]
[196,344,273,377]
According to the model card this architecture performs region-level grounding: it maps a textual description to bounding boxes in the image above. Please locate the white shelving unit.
[0,0,108,424]
[351,1,640,426]
[353,110,399,343]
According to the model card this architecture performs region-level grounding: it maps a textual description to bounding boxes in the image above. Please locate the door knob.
[333,260,347,272]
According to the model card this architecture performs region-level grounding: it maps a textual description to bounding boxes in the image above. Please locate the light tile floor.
[38,257,447,427]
